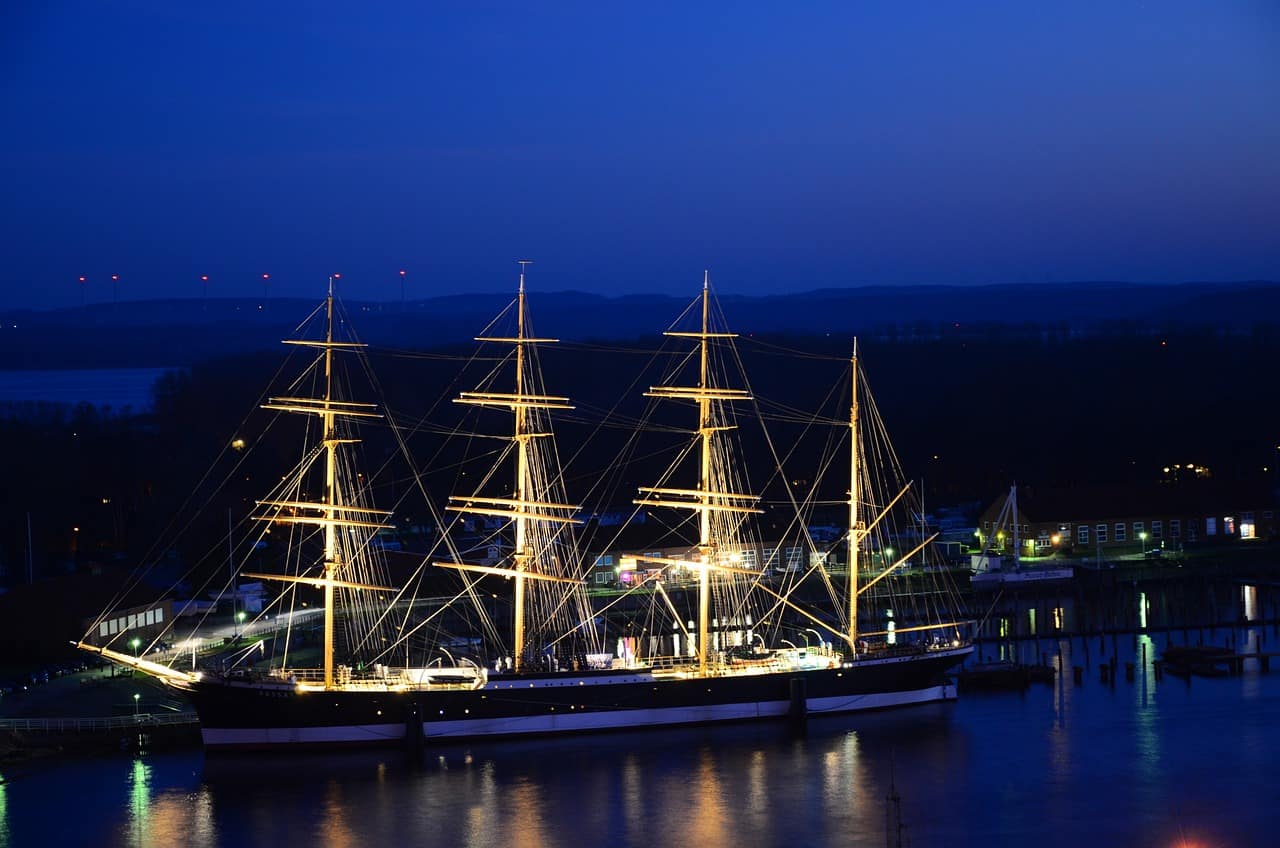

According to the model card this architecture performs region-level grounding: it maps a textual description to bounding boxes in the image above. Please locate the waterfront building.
[976,481,1277,557]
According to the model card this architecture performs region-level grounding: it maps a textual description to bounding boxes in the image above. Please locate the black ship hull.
[179,646,971,749]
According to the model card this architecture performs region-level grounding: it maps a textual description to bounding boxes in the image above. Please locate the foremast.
[244,276,392,690]
[637,273,761,676]
[437,262,582,672]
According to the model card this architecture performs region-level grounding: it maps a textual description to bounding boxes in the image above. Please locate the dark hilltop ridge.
[1,281,1276,369]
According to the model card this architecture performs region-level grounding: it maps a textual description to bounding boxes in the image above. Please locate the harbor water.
[2,625,1277,847]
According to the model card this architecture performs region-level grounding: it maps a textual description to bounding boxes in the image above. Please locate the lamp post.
[1138,531,1148,557]
[236,610,246,638]
[399,269,407,310]
[133,692,140,717]
[130,637,140,658]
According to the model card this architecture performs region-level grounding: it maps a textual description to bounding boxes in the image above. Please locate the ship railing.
[268,666,484,690]
[270,668,326,683]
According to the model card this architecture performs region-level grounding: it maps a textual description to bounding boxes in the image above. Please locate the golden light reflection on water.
[482,777,552,848]
[318,778,358,848]
[640,746,732,848]
[745,748,768,834]
[688,748,729,848]
[1240,627,1263,701]
[462,757,510,848]
[144,784,215,847]
[622,754,644,844]
[113,755,221,847]
[821,731,861,810]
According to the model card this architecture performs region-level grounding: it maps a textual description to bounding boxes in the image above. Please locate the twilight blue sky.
[2,1,1277,308]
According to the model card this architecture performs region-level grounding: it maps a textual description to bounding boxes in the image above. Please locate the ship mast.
[637,272,760,676]
[848,340,861,653]
[696,274,713,675]
[513,262,531,671]
[438,261,581,673]
[244,276,392,690]
[320,279,340,688]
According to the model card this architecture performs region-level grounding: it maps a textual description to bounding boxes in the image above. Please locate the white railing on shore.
[0,712,200,733]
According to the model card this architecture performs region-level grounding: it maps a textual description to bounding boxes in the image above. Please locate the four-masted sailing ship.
[78,269,972,749]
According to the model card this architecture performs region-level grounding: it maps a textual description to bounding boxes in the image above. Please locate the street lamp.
[133,692,140,717]
[1138,531,1148,556]
[236,610,246,638]
[130,637,140,658]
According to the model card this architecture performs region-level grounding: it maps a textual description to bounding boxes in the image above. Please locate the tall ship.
[78,270,973,749]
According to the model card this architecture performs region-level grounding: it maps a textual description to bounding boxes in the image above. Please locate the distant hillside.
[0,281,1275,369]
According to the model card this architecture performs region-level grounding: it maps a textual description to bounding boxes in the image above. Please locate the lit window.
[1096,524,1108,543]
[1078,525,1089,544]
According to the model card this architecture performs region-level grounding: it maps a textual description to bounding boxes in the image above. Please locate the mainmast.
[513,262,531,672]
[438,261,581,673]
[246,276,392,690]
[637,272,760,676]
[848,340,861,653]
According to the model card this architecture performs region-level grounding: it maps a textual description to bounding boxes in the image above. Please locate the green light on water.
[0,769,9,847]
[129,757,152,842]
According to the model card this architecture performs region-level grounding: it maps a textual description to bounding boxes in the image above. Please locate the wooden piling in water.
[789,677,807,723]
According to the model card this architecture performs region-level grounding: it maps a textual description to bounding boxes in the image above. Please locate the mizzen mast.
[438,261,581,672]
[244,276,392,690]
[637,272,761,676]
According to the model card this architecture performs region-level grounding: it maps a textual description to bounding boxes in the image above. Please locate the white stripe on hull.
[203,723,406,747]
[200,683,955,748]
